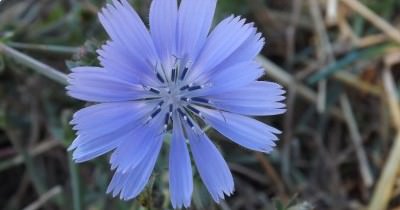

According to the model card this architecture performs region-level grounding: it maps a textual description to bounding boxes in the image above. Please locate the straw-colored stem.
[341,0,400,44]
[22,186,63,210]
[257,55,344,120]
[0,140,60,172]
[368,68,400,210]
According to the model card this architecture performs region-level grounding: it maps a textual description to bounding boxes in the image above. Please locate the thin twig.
[356,34,388,48]
[256,55,344,120]
[255,153,287,198]
[326,0,338,25]
[0,43,68,85]
[334,71,382,96]
[229,163,268,185]
[338,12,359,42]
[5,129,47,195]
[340,0,400,44]
[309,0,334,113]
[340,94,373,187]
[286,0,303,70]
[22,186,63,210]
[0,140,61,172]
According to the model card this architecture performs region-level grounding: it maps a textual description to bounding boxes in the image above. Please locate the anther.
[191,97,210,104]
[180,67,189,80]
[186,117,194,128]
[177,108,195,130]
[156,101,164,109]
[151,108,161,118]
[142,97,161,101]
[156,72,165,83]
[177,108,185,117]
[169,104,173,116]
[188,85,204,91]
[186,105,201,115]
[164,113,170,128]
[143,86,161,94]
[145,106,162,124]
[180,97,190,102]
[180,85,189,91]
[171,68,177,82]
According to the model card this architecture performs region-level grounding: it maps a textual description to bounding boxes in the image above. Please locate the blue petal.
[169,115,193,208]
[69,102,156,162]
[204,81,286,116]
[109,109,165,173]
[67,67,150,102]
[97,41,158,86]
[184,122,234,203]
[195,106,281,153]
[98,0,158,64]
[215,31,264,70]
[177,0,217,60]
[106,137,163,200]
[188,16,261,82]
[70,132,125,163]
[150,0,178,70]
[71,101,154,136]
[188,62,264,96]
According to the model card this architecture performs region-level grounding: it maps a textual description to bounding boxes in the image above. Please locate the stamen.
[142,85,161,94]
[186,105,200,115]
[150,88,160,94]
[180,67,189,80]
[180,85,189,91]
[159,65,170,84]
[164,113,170,129]
[151,108,161,118]
[171,68,177,82]
[141,97,162,101]
[177,108,185,117]
[169,104,173,116]
[155,101,164,109]
[156,72,165,83]
[188,85,204,91]
[145,105,163,124]
[180,97,190,102]
[191,97,210,104]
[184,105,204,119]
[177,108,195,130]
[186,116,194,128]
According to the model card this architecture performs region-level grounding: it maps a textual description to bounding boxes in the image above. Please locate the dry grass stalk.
[340,94,373,187]
[22,186,62,210]
[340,0,400,44]
[368,68,400,210]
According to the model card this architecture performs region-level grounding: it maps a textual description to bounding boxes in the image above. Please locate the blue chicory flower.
[67,0,286,208]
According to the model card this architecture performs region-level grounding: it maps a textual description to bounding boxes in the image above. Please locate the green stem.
[68,153,82,210]
[0,43,68,85]
[8,42,79,55]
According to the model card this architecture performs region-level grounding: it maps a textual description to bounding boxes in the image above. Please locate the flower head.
[67,0,286,208]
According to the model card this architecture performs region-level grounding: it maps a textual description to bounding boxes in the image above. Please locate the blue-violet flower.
[67,0,286,208]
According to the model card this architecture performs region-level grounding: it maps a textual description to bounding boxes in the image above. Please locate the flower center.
[141,59,212,132]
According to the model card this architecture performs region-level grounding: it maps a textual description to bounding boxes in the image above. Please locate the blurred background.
[1,0,400,209]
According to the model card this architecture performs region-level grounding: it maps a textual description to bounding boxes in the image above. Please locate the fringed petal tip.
[67,144,76,152]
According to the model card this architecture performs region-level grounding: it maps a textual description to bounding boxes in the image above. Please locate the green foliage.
[216,0,248,19]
